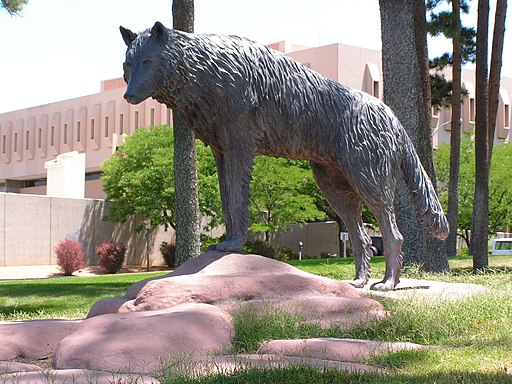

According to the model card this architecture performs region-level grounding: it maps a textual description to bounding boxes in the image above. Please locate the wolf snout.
[123,93,138,104]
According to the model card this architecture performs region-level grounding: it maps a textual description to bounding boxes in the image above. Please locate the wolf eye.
[142,59,152,65]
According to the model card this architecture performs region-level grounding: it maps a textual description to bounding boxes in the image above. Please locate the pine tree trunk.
[487,0,507,161]
[471,0,490,271]
[379,0,449,272]
[446,0,462,258]
[172,0,201,265]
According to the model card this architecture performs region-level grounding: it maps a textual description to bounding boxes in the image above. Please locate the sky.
[0,0,510,114]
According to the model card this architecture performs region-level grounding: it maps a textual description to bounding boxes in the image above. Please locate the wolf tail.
[401,136,449,240]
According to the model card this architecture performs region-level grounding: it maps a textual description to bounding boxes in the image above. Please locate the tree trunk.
[172,0,201,265]
[172,0,194,32]
[379,0,449,272]
[446,0,463,258]
[471,0,490,271]
[487,0,507,161]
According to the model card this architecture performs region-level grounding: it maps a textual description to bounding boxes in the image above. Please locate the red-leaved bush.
[96,241,126,274]
[159,241,176,268]
[55,240,84,276]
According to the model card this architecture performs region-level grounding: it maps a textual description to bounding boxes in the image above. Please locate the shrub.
[275,246,298,262]
[55,240,84,276]
[200,235,226,253]
[160,241,176,268]
[96,241,126,274]
[241,240,294,262]
[243,240,275,258]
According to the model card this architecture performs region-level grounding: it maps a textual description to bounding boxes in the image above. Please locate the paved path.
[0,265,65,280]
[0,265,168,280]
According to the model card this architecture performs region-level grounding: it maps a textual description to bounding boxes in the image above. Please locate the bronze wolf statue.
[120,21,449,291]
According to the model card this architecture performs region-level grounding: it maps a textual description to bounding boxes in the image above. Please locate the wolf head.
[120,21,173,105]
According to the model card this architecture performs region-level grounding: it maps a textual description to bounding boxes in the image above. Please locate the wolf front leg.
[208,148,254,252]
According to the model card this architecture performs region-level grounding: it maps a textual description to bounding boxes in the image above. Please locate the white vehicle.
[490,238,512,255]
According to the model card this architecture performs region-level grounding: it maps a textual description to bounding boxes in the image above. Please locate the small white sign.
[340,232,349,241]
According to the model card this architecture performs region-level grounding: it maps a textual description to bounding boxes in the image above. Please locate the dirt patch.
[15,357,52,371]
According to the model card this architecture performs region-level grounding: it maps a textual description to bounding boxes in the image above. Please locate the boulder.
[0,369,159,384]
[0,361,43,373]
[0,320,79,360]
[258,338,426,362]
[53,303,234,373]
[4,252,391,376]
[88,252,386,331]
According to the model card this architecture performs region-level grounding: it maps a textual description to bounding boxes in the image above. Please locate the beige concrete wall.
[279,221,340,257]
[85,179,106,199]
[0,193,5,265]
[0,192,173,267]
[4,193,52,265]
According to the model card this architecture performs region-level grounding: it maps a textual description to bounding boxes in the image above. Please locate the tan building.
[432,68,512,148]
[0,77,171,198]
[1,41,511,199]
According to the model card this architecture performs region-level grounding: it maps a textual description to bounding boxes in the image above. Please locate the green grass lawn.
[0,271,167,320]
[2,256,512,383]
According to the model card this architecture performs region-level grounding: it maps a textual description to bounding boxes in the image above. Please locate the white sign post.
[340,232,349,258]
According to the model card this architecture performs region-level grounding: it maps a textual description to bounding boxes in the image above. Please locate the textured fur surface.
[120,22,448,291]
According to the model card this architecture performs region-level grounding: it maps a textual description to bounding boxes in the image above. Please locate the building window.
[150,108,155,126]
[469,98,475,122]
[50,126,55,146]
[14,133,18,152]
[63,123,68,144]
[505,104,510,128]
[2,135,5,154]
[90,119,95,140]
[85,171,102,181]
[38,128,42,148]
[119,114,124,135]
[20,178,47,188]
[25,131,30,150]
[167,109,172,125]
[134,111,139,131]
[76,121,81,142]
[104,116,109,137]
[373,81,379,98]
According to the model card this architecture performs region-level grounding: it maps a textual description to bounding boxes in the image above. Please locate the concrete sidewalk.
[0,265,103,280]
[0,265,171,280]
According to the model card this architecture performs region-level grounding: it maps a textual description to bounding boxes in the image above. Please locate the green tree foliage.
[427,0,476,109]
[434,135,512,248]
[1,0,28,15]
[249,157,326,242]
[102,126,327,241]
[101,125,221,232]
[427,0,476,63]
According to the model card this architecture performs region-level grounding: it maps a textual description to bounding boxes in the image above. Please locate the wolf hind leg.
[369,207,403,291]
[311,163,372,288]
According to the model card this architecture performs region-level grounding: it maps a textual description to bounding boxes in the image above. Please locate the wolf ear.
[151,21,168,44]
[120,26,137,46]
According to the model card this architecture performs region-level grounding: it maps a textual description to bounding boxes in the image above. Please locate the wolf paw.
[348,278,368,288]
[207,238,245,253]
[370,279,398,292]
